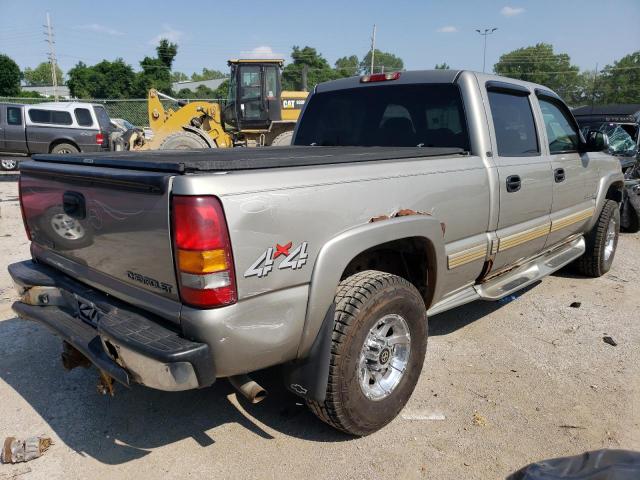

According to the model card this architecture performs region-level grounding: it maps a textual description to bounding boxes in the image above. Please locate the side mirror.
[583,130,609,152]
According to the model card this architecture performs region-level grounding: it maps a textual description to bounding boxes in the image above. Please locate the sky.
[1,0,639,78]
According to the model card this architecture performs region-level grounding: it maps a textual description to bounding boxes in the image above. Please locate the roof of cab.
[314,69,557,97]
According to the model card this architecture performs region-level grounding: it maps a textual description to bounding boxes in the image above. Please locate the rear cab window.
[74,108,94,127]
[487,88,539,157]
[28,109,73,126]
[294,83,471,149]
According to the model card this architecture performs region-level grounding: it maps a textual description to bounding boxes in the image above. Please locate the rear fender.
[284,215,445,401]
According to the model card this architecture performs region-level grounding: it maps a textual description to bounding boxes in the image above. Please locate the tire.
[158,131,210,150]
[269,130,294,146]
[307,270,428,436]
[0,157,19,171]
[50,143,79,154]
[574,199,620,277]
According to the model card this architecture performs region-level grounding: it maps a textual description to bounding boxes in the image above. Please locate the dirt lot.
[0,171,638,479]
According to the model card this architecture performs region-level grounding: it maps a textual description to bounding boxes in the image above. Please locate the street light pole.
[475,27,497,73]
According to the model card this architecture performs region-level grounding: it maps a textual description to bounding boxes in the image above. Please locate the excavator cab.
[223,59,284,132]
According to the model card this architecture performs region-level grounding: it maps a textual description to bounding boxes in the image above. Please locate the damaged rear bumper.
[8,260,216,391]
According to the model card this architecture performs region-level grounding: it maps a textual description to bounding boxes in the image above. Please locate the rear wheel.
[51,143,79,155]
[575,199,620,277]
[158,131,211,150]
[307,270,427,436]
[269,130,294,146]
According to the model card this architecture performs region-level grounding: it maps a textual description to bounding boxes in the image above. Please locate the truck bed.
[31,146,465,173]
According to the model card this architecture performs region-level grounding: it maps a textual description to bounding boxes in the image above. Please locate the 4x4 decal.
[244,241,309,278]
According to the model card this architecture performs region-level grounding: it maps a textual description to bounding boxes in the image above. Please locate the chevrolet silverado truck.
[9,70,624,436]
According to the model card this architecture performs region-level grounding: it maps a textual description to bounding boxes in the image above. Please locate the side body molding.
[297,215,447,359]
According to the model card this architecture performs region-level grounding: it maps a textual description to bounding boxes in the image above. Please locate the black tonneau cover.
[31,146,465,174]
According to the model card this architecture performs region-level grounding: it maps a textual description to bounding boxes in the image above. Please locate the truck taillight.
[96,133,104,145]
[18,176,32,241]
[171,195,237,308]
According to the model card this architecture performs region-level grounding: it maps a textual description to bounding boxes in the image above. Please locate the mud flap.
[283,304,335,402]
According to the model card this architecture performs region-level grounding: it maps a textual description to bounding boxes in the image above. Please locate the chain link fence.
[0,97,227,127]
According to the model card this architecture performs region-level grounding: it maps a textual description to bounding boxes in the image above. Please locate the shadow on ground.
[0,316,351,465]
[0,281,543,464]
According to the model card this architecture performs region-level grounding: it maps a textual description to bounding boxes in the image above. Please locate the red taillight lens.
[96,133,104,144]
[18,176,32,241]
[360,72,401,83]
[172,195,237,308]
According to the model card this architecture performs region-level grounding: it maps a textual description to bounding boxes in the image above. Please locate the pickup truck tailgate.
[19,160,180,319]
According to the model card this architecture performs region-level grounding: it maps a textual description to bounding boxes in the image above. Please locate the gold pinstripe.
[498,223,551,252]
[447,244,488,269]
[550,207,595,233]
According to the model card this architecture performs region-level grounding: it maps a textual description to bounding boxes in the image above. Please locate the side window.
[29,109,51,123]
[74,108,93,127]
[265,66,277,98]
[7,107,22,125]
[538,98,579,153]
[488,91,539,156]
[52,111,72,125]
[28,109,72,125]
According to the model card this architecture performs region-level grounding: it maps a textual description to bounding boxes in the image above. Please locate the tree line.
[0,41,638,105]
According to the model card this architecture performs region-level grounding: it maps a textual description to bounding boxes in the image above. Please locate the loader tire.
[269,130,294,146]
[574,199,620,277]
[307,270,427,436]
[158,131,210,150]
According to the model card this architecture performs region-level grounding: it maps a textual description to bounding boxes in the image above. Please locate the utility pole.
[590,63,599,110]
[475,27,497,73]
[370,24,377,75]
[44,12,59,101]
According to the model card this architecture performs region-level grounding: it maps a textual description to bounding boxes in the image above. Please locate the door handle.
[554,168,566,183]
[506,175,521,193]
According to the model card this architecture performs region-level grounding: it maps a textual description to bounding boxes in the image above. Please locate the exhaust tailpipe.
[228,375,268,404]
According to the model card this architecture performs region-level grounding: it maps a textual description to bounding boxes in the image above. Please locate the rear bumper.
[8,260,215,391]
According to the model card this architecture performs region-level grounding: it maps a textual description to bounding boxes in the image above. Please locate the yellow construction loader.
[139,59,308,150]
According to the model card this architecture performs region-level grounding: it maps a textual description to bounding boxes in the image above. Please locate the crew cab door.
[535,93,599,247]
[484,82,552,271]
[0,105,28,154]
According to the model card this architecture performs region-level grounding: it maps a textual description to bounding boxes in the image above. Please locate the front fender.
[297,215,446,358]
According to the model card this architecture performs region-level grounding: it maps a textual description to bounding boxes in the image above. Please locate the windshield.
[294,84,470,149]
[579,122,638,156]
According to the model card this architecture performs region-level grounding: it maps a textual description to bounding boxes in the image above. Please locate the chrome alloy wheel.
[358,313,411,401]
[603,215,617,262]
[50,213,85,240]
[1,158,17,170]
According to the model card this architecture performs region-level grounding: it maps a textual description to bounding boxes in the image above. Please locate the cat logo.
[282,99,305,109]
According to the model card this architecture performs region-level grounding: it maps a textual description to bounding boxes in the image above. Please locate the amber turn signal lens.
[178,249,228,274]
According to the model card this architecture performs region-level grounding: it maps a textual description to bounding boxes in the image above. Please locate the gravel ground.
[0,171,638,479]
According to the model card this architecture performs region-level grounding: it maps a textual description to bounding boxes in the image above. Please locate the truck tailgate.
[19,160,181,322]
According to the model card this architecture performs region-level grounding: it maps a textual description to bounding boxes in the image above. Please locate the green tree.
[212,79,228,100]
[435,62,450,70]
[23,62,64,86]
[360,49,404,74]
[156,39,178,70]
[334,55,360,77]
[190,68,226,81]
[68,59,136,98]
[0,54,21,96]
[282,46,337,91]
[493,43,580,100]
[171,71,189,82]
[595,51,640,104]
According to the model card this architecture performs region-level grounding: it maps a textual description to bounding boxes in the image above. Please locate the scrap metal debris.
[1,436,52,464]
[97,371,115,396]
[603,336,618,347]
[472,412,487,426]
